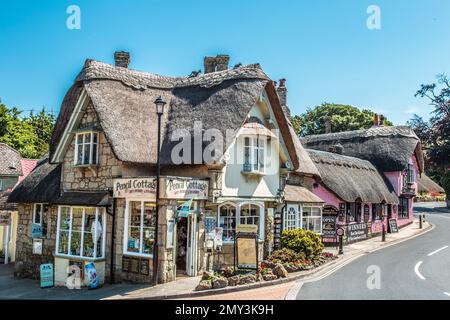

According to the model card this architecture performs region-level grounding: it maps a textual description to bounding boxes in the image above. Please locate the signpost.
[336,227,345,255]
[40,263,54,288]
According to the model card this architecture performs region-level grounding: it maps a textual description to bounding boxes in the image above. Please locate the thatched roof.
[288,119,321,177]
[307,149,398,204]
[418,173,445,194]
[50,60,299,170]
[0,143,22,176]
[54,191,110,206]
[284,184,324,203]
[301,126,424,174]
[7,156,61,204]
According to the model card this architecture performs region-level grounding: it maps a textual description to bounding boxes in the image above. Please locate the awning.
[283,184,325,204]
[54,191,111,207]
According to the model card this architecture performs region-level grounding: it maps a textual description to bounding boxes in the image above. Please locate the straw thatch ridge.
[301,126,424,174]
[50,59,299,170]
[307,149,398,204]
[417,173,445,194]
[7,156,61,204]
[0,143,22,176]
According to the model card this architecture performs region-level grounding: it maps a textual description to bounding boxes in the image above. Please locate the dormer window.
[243,136,265,174]
[74,132,99,166]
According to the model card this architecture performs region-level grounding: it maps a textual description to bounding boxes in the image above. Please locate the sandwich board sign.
[40,263,54,288]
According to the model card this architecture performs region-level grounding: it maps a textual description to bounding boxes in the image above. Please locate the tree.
[291,103,393,137]
[415,74,450,179]
[0,99,55,159]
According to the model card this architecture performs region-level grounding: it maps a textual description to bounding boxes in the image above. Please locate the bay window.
[243,136,265,173]
[74,132,99,165]
[124,201,156,257]
[240,203,261,236]
[56,207,106,259]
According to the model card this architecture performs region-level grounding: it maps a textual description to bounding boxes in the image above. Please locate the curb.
[120,221,434,300]
[285,221,435,300]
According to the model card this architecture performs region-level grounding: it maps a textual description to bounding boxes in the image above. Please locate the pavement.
[0,203,439,300]
[293,202,450,300]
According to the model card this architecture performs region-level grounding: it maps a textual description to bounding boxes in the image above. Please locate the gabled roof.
[7,156,61,204]
[0,143,22,176]
[50,59,299,170]
[418,173,445,194]
[301,126,424,174]
[307,149,398,204]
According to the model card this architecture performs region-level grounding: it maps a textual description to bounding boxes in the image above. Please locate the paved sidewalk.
[106,218,431,300]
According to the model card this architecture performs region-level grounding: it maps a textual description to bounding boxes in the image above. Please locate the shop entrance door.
[176,217,188,276]
[186,213,199,277]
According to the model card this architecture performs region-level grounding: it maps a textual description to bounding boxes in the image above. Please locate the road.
[296,202,450,300]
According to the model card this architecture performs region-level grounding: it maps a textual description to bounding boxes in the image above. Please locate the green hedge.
[280,229,324,260]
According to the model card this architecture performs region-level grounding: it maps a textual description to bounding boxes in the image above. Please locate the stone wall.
[62,102,122,191]
[14,204,57,279]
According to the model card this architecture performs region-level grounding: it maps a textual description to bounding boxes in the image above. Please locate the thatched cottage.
[8,52,324,285]
[302,119,424,240]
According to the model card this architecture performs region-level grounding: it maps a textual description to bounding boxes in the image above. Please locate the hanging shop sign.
[322,215,337,238]
[40,263,54,288]
[322,205,338,215]
[113,178,157,199]
[177,198,193,218]
[235,233,258,270]
[0,211,10,226]
[346,222,369,243]
[388,219,399,233]
[84,262,100,289]
[273,211,282,250]
[164,178,209,200]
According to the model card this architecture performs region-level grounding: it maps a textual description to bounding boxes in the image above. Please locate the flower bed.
[195,251,337,291]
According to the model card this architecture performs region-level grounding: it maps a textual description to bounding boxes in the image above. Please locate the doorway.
[176,217,188,276]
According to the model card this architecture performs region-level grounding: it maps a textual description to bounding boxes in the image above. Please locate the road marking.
[414,261,426,280]
[427,245,449,257]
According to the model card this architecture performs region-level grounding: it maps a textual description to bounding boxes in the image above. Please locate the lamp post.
[153,96,166,285]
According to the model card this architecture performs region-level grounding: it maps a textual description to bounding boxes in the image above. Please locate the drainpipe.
[109,198,116,284]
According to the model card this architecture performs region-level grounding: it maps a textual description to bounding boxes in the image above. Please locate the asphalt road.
[296,202,450,300]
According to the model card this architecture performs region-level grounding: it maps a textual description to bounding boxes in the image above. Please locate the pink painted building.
[301,121,424,243]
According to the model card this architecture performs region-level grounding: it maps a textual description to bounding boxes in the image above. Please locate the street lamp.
[153,95,166,285]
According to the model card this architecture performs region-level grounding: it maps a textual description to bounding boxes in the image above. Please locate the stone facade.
[62,102,122,192]
[14,204,58,279]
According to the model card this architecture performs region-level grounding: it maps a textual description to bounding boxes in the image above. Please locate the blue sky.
[1,0,449,124]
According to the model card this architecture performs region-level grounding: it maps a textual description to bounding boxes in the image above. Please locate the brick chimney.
[372,113,379,128]
[277,79,287,107]
[114,51,130,68]
[204,54,230,73]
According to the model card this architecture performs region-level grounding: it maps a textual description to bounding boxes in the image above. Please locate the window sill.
[74,164,99,168]
[123,252,154,259]
[241,170,265,177]
[55,254,106,262]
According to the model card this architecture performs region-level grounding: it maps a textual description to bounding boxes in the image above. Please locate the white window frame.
[218,202,237,243]
[243,136,266,173]
[33,203,45,225]
[300,205,323,234]
[123,199,157,258]
[283,204,300,231]
[55,206,106,260]
[217,201,265,243]
[74,132,99,166]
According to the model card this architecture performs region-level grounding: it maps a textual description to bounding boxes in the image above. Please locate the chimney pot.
[379,114,385,127]
[279,78,286,88]
[114,51,130,68]
[324,117,332,134]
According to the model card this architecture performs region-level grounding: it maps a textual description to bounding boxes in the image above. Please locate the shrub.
[442,171,450,201]
[268,248,305,263]
[280,229,324,260]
